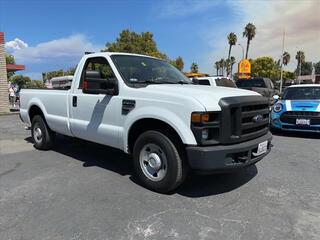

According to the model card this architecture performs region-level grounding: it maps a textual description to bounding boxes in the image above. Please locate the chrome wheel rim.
[139,143,167,181]
[33,124,43,144]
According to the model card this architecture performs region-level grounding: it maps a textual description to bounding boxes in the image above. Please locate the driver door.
[69,56,121,149]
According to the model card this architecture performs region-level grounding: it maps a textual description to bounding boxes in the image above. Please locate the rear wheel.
[31,115,55,150]
[133,130,186,193]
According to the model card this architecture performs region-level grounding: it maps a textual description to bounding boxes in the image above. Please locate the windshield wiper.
[159,80,192,85]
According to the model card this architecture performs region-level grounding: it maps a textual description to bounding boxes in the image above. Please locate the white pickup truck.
[20,52,272,192]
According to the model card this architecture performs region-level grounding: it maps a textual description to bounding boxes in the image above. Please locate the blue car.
[271,84,320,133]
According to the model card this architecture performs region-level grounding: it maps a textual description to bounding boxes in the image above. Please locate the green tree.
[300,62,313,75]
[243,23,256,59]
[314,61,320,74]
[282,51,290,66]
[214,61,220,76]
[295,50,305,76]
[251,56,279,82]
[42,67,77,83]
[25,80,45,89]
[42,69,64,83]
[102,29,168,59]
[227,32,237,75]
[219,58,226,76]
[6,54,15,79]
[230,56,236,76]
[190,62,198,73]
[9,75,31,88]
[171,56,184,71]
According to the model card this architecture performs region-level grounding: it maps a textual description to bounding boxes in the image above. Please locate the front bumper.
[271,114,320,133]
[186,131,272,173]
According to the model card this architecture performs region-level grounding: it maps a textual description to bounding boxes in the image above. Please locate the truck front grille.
[219,96,270,144]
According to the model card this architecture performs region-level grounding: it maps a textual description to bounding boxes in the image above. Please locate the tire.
[133,130,186,193]
[31,115,55,150]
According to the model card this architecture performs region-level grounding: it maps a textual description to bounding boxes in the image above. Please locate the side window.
[79,57,116,89]
[198,79,211,86]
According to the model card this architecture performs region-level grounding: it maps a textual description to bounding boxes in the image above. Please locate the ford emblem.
[252,114,263,123]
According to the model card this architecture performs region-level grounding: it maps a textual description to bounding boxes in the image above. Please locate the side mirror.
[192,78,199,84]
[83,70,118,95]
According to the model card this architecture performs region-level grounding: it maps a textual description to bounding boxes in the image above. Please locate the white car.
[194,77,237,88]
[19,52,272,192]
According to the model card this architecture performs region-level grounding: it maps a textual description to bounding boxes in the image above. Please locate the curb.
[0,111,20,116]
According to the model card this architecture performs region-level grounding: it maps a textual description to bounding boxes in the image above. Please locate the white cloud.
[201,0,320,73]
[5,38,28,50]
[9,34,102,63]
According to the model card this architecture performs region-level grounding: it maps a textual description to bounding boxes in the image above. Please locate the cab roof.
[288,84,320,88]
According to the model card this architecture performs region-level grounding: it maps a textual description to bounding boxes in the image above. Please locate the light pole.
[238,43,244,60]
[279,30,285,94]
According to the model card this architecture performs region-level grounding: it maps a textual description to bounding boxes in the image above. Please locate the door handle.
[72,96,77,107]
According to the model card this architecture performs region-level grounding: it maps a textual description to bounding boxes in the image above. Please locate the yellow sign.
[238,59,251,74]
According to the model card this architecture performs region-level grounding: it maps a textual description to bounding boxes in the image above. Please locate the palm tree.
[227,33,237,59]
[214,61,220,76]
[282,51,290,66]
[227,33,237,76]
[230,56,236,76]
[219,58,225,76]
[295,50,305,76]
[243,23,256,59]
[190,62,198,73]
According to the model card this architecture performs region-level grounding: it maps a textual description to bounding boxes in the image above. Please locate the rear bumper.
[186,131,272,173]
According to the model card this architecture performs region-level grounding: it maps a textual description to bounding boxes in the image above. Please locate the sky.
[1,0,319,80]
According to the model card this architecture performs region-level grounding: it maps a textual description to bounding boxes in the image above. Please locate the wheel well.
[128,118,184,154]
[29,105,44,122]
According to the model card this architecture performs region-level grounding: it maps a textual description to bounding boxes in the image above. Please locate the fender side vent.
[122,99,136,115]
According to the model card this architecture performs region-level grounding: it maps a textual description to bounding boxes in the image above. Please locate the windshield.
[236,79,266,88]
[111,55,192,85]
[283,87,320,100]
[215,78,237,88]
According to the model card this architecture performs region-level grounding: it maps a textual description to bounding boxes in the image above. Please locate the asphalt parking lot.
[0,114,320,240]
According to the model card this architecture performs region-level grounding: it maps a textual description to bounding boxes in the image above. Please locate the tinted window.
[236,79,266,88]
[283,87,320,100]
[111,55,191,85]
[215,78,236,88]
[198,79,211,86]
[79,57,116,89]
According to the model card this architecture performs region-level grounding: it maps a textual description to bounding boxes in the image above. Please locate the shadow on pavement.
[271,129,320,139]
[176,165,257,198]
[25,135,133,177]
[25,135,258,197]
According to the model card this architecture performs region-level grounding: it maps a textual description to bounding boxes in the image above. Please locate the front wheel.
[31,115,55,150]
[133,130,186,193]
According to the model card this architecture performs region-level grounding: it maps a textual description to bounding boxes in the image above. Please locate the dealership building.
[0,32,25,113]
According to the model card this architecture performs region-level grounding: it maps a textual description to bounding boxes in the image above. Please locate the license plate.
[252,141,268,157]
[296,118,310,125]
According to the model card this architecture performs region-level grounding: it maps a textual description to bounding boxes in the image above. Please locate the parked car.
[236,78,279,105]
[19,52,272,193]
[271,84,320,133]
[193,77,237,88]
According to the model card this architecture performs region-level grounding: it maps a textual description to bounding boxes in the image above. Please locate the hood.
[144,84,260,110]
[284,100,320,111]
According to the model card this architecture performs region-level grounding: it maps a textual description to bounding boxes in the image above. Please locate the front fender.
[122,106,197,153]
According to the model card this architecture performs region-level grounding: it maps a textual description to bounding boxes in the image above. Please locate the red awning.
[6,64,25,72]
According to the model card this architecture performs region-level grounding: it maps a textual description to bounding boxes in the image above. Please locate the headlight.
[273,103,283,113]
[191,112,220,145]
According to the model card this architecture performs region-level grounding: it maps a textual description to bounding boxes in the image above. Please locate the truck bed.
[19,89,72,136]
